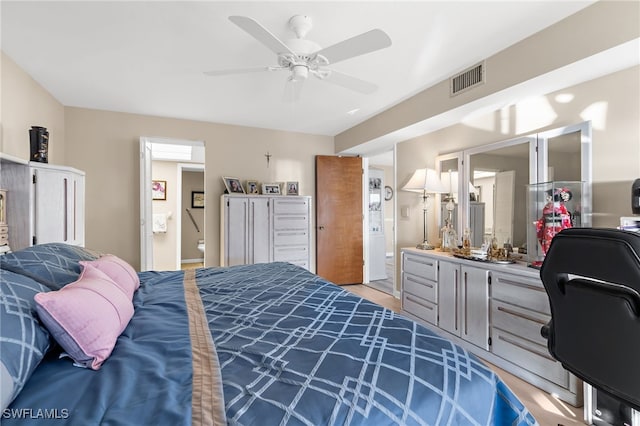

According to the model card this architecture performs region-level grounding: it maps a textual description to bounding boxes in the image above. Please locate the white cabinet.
[400,248,582,407]
[223,196,270,266]
[438,260,489,350]
[30,163,85,247]
[221,195,311,270]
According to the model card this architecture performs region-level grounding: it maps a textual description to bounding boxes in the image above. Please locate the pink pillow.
[80,254,139,299]
[34,264,134,370]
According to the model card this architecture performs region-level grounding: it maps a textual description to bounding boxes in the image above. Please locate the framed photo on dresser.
[262,183,281,195]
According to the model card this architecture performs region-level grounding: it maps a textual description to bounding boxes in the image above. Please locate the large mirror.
[464,136,536,249]
[458,121,591,253]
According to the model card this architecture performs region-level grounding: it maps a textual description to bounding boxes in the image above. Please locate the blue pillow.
[0,243,100,290]
[0,269,52,410]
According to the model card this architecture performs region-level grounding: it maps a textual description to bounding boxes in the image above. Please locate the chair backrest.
[540,227,640,412]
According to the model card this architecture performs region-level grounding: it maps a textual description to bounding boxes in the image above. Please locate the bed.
[1,243,537,425]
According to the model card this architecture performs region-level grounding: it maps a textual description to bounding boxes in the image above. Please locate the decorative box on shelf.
[526,181,587,267]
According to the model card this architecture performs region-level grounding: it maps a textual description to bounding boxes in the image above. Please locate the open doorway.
[364,149,396,296]
[140,137,204,271]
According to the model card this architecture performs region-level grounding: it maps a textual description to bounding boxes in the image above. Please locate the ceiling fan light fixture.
[291,65,309,82]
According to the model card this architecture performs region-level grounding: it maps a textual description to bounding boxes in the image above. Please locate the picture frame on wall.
[286,181,299,196]
[191,191,205,208]
[223,177,245,194]
[262,183,281,195]
[246,180,260,194]
[152,180,167,200]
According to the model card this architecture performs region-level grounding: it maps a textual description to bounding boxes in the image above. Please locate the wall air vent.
[450,61,485,96]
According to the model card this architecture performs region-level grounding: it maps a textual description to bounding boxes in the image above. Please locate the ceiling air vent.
[450,62,485,96]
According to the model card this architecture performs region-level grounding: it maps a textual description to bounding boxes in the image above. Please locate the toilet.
[197,239,205,253]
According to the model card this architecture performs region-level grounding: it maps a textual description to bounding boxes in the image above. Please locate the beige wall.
[63,107,334,270]
[1,52,65,163]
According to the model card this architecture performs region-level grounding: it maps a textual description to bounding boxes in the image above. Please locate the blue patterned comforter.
[196,262,537,425]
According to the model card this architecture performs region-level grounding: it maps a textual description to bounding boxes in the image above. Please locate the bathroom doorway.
[140,137,205,271]
[180,166,205,269]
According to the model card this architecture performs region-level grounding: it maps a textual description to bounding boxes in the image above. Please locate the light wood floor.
[342,284,585,426]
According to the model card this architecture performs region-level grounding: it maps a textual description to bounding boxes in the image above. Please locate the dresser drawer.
[492,328,569,388]
[273,245,308,262]
[273,198,309,215]
[403,273,437,303]
[273,215,309,231]
[403,293,437,326]
[0,234,8,245]
[492,300,550,347]
[274,230,309,246]
[403,253,437,281]
[491,272,550,315]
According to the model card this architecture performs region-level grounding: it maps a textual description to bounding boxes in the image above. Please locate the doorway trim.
[139,137,204,271]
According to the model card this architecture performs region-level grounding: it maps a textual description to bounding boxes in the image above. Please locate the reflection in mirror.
[436,154,462,249]
[468,141,531,249]
[547,131,581,181]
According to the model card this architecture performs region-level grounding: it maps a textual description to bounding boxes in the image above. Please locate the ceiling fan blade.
[319,69,378,94]
[204,66,287,77]
[229,16,296,56]
[282,79,304,103]
[313,29,391,65]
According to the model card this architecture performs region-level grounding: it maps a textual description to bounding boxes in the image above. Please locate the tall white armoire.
[220,194,311,270]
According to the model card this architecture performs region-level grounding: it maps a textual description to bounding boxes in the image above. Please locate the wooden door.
[316,155,363,285]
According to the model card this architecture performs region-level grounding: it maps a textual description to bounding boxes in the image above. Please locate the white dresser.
[401,247,582,407]
[220,195,311,270]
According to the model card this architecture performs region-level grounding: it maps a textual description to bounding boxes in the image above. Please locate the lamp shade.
[441,170,478,196]
[402,168,447,193]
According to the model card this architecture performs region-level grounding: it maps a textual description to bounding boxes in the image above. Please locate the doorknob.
[318,226,325,230]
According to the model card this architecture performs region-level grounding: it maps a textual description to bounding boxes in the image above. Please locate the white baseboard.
[181,258,204,264]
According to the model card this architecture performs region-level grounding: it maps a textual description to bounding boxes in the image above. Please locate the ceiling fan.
[204,15,392,101]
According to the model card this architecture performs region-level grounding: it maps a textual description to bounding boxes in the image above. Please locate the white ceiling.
[2,1,597,138]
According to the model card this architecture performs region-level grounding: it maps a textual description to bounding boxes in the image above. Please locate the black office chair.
[540,227,640,413]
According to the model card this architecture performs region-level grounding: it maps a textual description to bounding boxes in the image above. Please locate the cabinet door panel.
[438,260,460,335]
[403,273,437,304]
[403,292,437,326]
[461,265,489,349]
[33,168,69,244]
[492,300,550,347]
[249,198,271,264]
[225,197,248,266]
[403,254,437,281]
[492,328,569,387]
[492,272,550,315]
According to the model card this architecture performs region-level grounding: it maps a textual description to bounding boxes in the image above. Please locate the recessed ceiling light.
[555,93,574,103]
[347,108,360,115]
